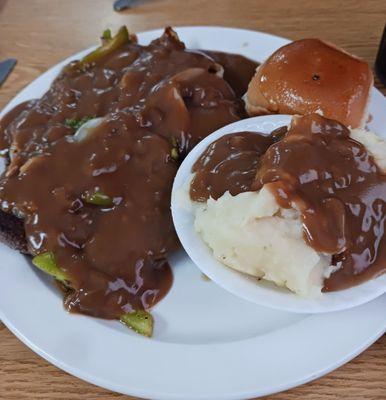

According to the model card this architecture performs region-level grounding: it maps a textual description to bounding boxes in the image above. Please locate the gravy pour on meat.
[0,27,258,320]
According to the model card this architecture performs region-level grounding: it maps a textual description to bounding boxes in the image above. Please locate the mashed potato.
[194,186,334,297]
[350,128,386,172]
[191,128,386,297]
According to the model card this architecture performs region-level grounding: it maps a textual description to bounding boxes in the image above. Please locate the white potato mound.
[350,128,386,172]
[192,128,386,297]
[194,187,333,297]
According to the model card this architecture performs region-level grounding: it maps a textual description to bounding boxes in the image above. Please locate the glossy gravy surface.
[255,114,386,291]
[190,115,385,291]
[190,131,277,201]
[0,28,258,318]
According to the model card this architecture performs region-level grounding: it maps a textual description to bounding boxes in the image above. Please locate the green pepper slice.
[170,147,179,160]
[170,137,180,161]
[78,26,130,68]
[120,311,154,337]
[81,190,114,207]
[102,28,112,41]
[32,252,68,283]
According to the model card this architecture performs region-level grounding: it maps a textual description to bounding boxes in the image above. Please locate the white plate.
[0,26,385,400]
[171,115,386,314]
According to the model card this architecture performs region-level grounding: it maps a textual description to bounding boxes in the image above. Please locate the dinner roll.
[245,39,373,128]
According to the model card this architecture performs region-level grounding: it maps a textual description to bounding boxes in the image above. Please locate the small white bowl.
[171,115,386,313]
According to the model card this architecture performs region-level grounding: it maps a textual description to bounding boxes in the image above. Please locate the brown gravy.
[255,114,386,291]
[202,51,258,98]
[190,115,386,291]
[190,132,275,202]
[0,28,258,319]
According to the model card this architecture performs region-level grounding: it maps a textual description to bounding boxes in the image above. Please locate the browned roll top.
[246,39,373,128]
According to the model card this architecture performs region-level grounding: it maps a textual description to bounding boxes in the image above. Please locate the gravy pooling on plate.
[190,115,386,291]
[0,27,258,319]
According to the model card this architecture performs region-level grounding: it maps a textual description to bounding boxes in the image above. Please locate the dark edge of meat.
[0,210,28,253]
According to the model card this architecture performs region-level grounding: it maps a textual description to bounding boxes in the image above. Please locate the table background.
[0,0,385,399]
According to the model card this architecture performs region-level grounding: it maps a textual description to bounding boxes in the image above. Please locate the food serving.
[183,37,386,299]
[189,114,386,297]
[245,38,373,128]
[0,26,258,336]
[0,25,384,338]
